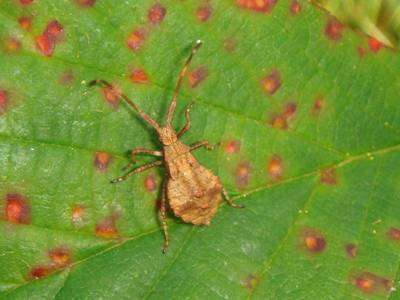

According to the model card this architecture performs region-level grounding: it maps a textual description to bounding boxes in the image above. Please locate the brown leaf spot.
[102,85,121,109]
[94,151,111,171]
[224,140,241,154]
[223,38,237,53]
[243,273,258,289]
[304,229,326,253]
[18,16,33,31]
[74,0,96,7]
[270,114,288,130]
[19,0,33,5]
[268,154,283,179]
[388,227,400,241]
[5,193,31,225]
[261,70,281,95]
[197,2,213,22]
[325,18,344,41]
[283,102,297,120]
[320,168,337,185]
[48,247,71,268]
[236,161,251,189]
[148,3,166,25]
[346,243,357,258]
[59,70,74,85]
[357,46,367,57]
[144,174,158,192]
[0,89,8,114]
[354,272,392,294]
[236,0,277,14]
[72,205,85,223]
[290,0,301,15]
[189,66,208,88]
[127,28,146,52]
[30,266,50,279]
[4,37,21,53]
[368,37,384,53]
[35,34,55,57]
[130,68,150,84]
[96,214,119,238]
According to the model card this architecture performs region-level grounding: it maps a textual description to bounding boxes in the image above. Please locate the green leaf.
[0,0,399,299]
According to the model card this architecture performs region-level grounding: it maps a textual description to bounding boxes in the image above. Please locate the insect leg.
[160,181,169,253]
[110,160,163,184]
[167,40,202,125]
[177,102,194,138]
[222,188,245,209]
[122,148,163,171]
[88,79,162,132]
[189,140,219,152]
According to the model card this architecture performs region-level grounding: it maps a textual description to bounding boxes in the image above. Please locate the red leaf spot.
[243,273,258,289]
[270,114,288,130]
[261,70,281,95]
[144,174,158,192]
[5,193,31,225]
[236,161,251,189]
[224,140,241,154]
[321,168,337,185]
[283,102,297,120]
[18,16,33,31]
[148,3,166,25]
[268,154,283,179]
[290,0,301,15]
[96,215,119,238]
[346,243,358,258]
[44,20,64,42]
[94,151,111,171]
[325,18,344,41]
[35,34,55,57]
[75,0,96,7]
[102,85,121,109]
[223,38,237,53]
[130,68,150,84]
[354,272,392,294]
[0,89,8,114]
[189,66,208,88]
[127,28,146,52]
[197,2,213,22]
[30,266,50,279]
[59,70,74,85]
[48,247,71,268]
[368,37,384,53]
[388,227,400,241]
[19,0,33,5]
[236,0,277,13]
[313,97,326,115]
[72,205,85,223]
[4,37,21,53]
[304,230,326,253]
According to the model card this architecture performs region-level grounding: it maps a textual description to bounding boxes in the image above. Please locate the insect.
[89,40,243,252]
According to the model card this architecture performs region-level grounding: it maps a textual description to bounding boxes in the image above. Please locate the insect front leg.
[222,187,245,209]
[160,181,169,253]
[110,160,163,184]
[177,102,194,138]
[189,140,219,152]
[122,148,163,171]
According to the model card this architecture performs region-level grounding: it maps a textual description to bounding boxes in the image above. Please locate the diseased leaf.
[0,1,399,299]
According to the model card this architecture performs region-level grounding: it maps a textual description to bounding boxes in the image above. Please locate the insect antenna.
[88,79,161,131]
[166,40,203,126]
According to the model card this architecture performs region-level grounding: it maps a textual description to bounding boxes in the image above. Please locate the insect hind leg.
[222,187,244,209]
[160,181,169,253]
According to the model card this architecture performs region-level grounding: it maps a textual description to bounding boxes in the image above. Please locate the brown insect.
[89,40,243,252]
